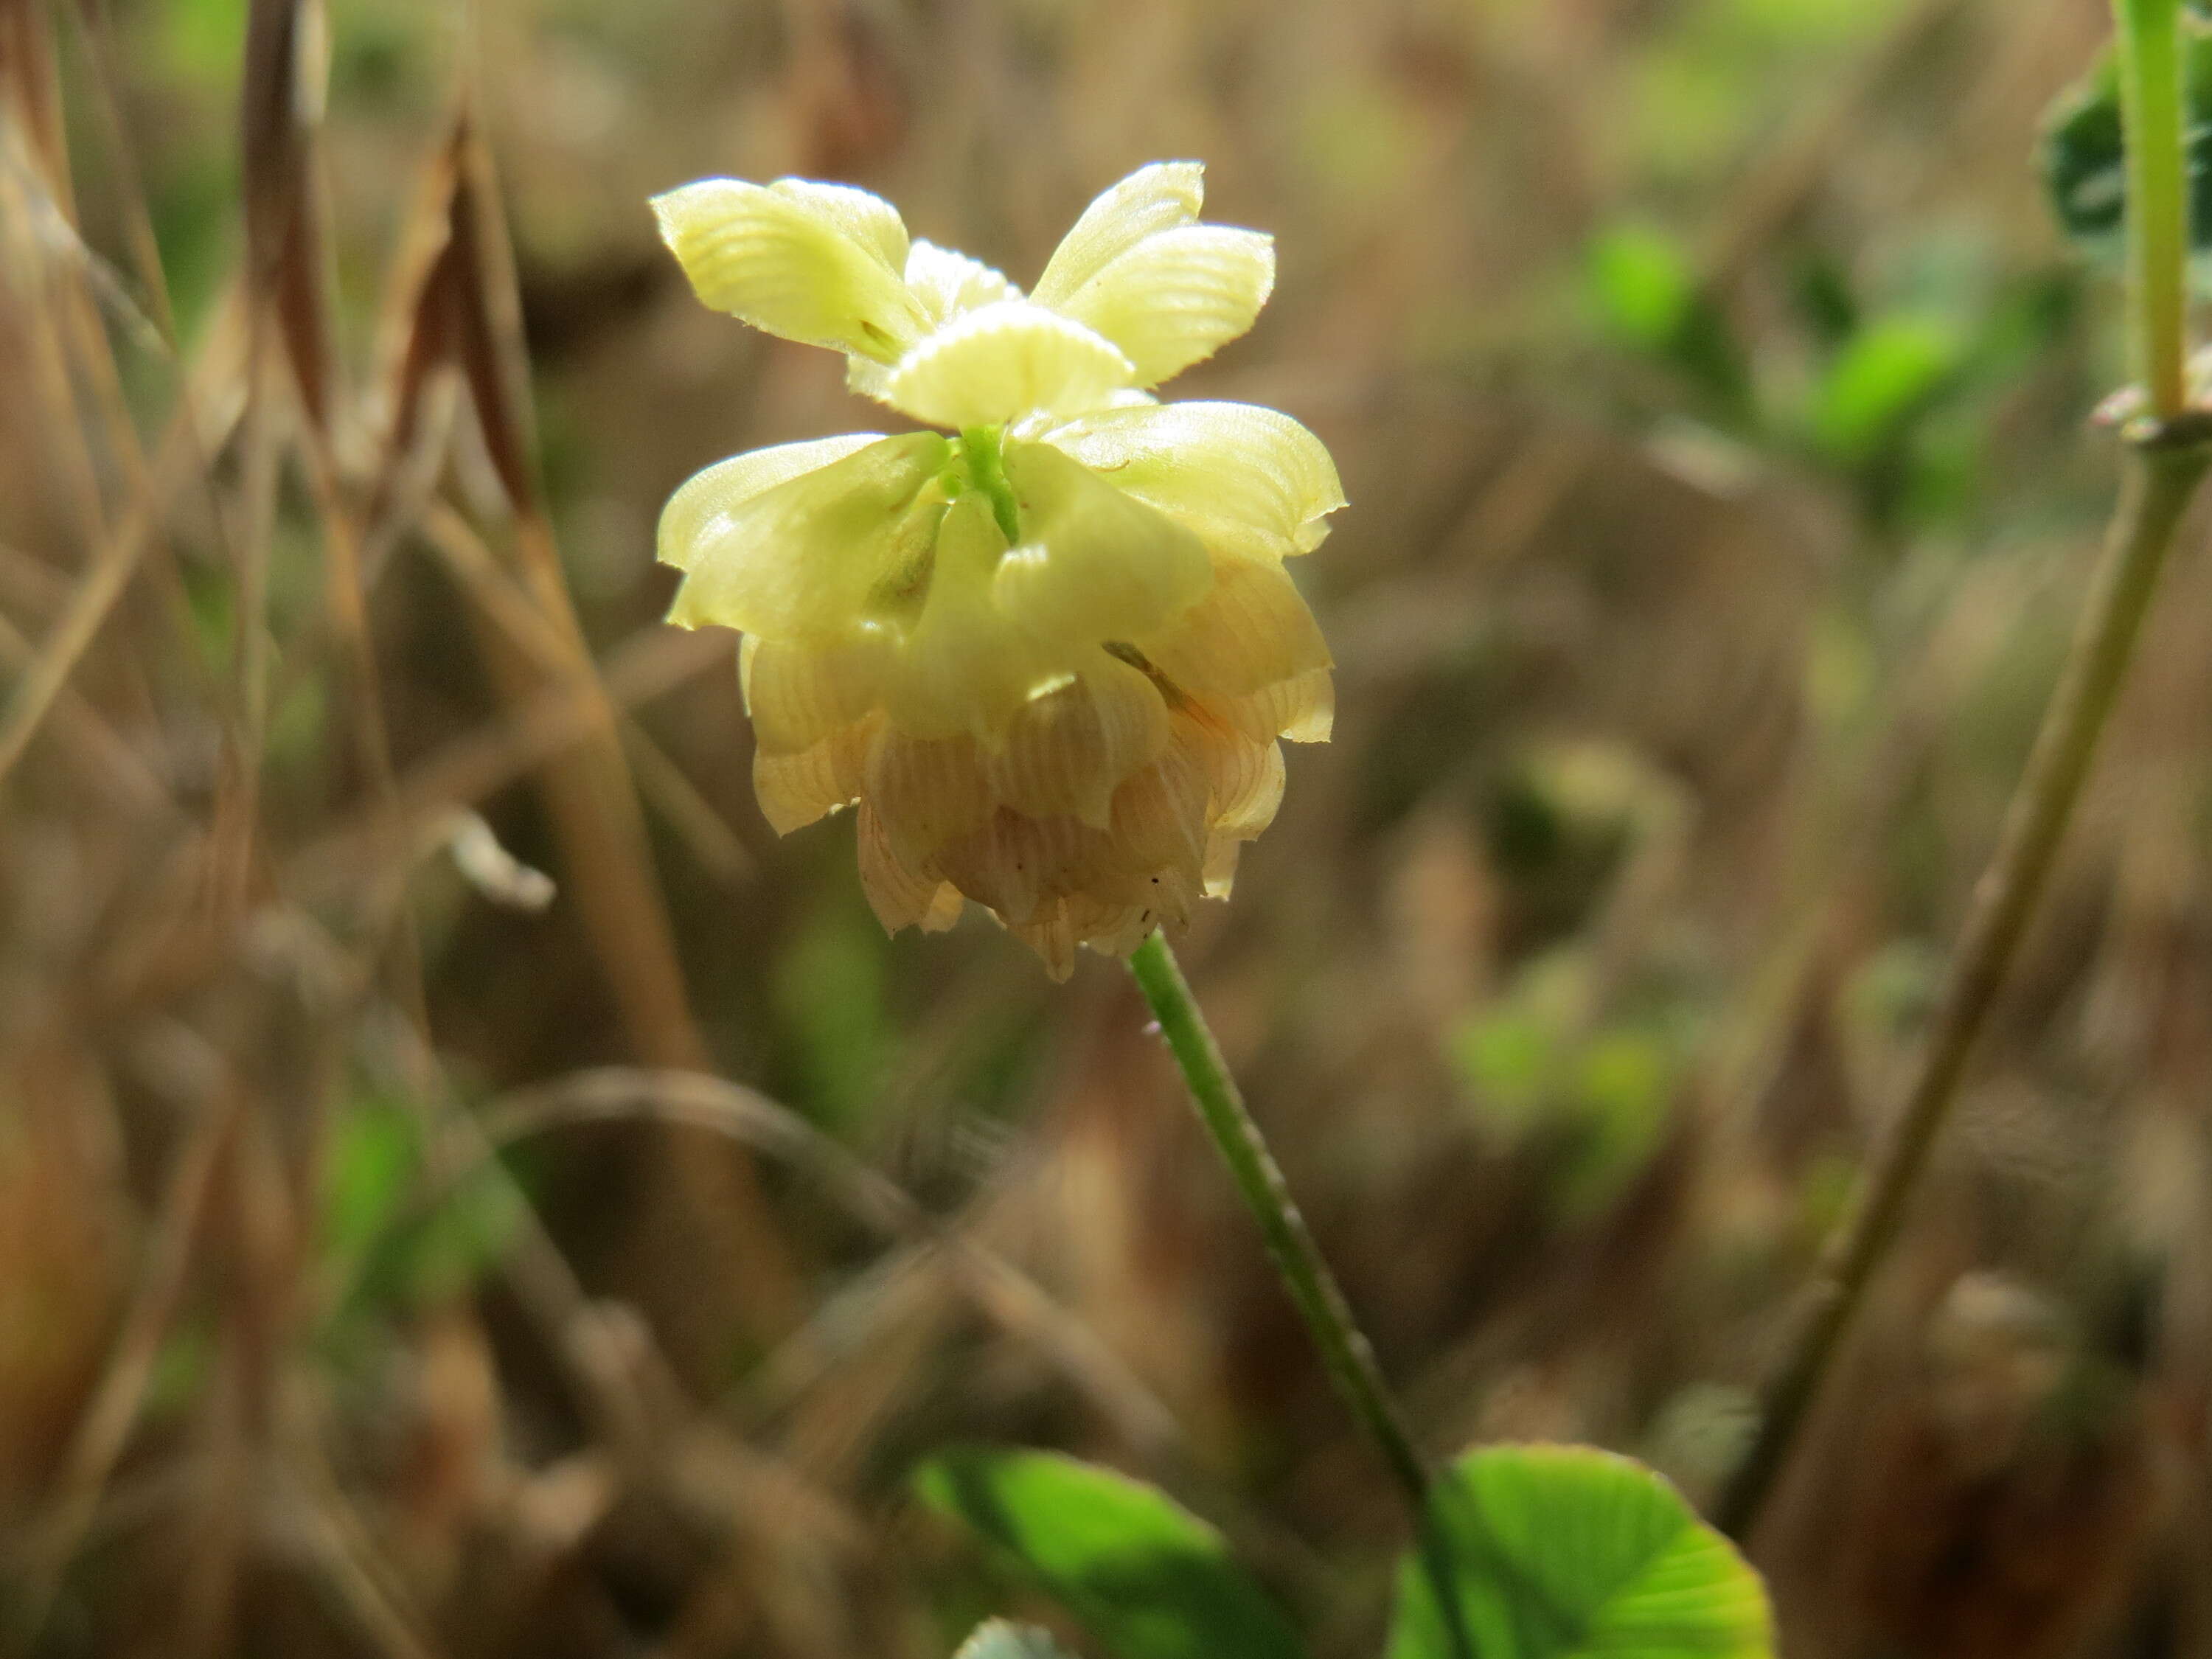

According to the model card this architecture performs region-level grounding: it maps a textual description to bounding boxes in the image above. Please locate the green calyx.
[954,425,1024,546]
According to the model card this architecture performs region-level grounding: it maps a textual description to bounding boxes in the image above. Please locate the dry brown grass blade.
[241,0,376,711]
[0,409,195,791]
[279,1430,445,1659]
[368,1019,881,1648]
[0,196,246,900]
[13,1068,243,1644]
[1,3,253,814]
[62,0,183,345]
[433,112,710,1057]
[357,91,802,1344]
[465,1068,1338,1594]
[0,606,173,816]
[472,1069,1181,1443]
[285,624,728,897]
[221,7,307,914]
[0,0,67,209]
[242,0,336,436]
[414,501,755,884]
[0,115,111,568]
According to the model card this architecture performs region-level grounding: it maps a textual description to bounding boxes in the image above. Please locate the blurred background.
[1,0,2206,1654]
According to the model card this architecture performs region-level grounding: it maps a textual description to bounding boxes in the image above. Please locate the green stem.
[1717,0,2206,1544]
[1717,434,2211,1542]
[1129,933,1429,1500]
[1128,933,1472,1655]
[2116,0,2191,419]
[959,425,1023,546]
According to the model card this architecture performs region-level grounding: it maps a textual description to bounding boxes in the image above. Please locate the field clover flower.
[651,162,1343,977]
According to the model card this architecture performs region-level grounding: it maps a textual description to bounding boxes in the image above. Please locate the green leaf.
[1388,1445,1773,1659]
[319,1094,525,1324]
[1590,226,1697,351]
[955,1621,1079,1659]
[321,1101,422,1285]
[1558,1029,1677,1220]
[914,1449,1307,1659]
[1810,313,1966,462]
[2040,20,2212,260]
[1586,226,1748,406]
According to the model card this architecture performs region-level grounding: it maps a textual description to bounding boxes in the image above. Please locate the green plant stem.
[2115,0,2191,419]
[1128,933,1472,1652]
[1129,932,1428,1500]
[1718,0,2205,1545]
[959,425,1023,545]
[1717,434,2211,1543]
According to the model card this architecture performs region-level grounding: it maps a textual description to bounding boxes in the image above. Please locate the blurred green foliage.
[318,1091,524,1338]
[2040,16,2212,265]
[914,1449,1306,1659]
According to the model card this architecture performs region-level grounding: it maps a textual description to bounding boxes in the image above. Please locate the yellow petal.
[1031,162,1205,310]
[742,633,888,756]
[849,241,1024,405]
[1042,401,1345,558]
[650,178,927,359]
[882,300,1135,429]
[996,441,1211,643]
[983,653,1171,829]
[845,355,894,402]
[903,238,1020,326]
[1135,552,1329,706]
[661,435,890,571]
[662,432,948,639]
[883,496,1062,742]
[1047,226,1274,386]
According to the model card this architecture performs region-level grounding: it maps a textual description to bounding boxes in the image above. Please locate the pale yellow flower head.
[652,162,1343,978]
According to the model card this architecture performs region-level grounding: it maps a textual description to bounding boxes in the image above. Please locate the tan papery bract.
[982,656,1170,828]
[752,717,874,835]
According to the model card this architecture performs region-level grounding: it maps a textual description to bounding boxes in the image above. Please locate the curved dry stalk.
[473,1068,1186,1463]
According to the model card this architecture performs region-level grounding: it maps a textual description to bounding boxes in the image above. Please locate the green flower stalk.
[1719,0,2212,1541]
[652,164,1343,978]
[656,164,1461,1640]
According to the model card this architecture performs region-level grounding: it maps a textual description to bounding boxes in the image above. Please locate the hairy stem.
[1128,934,1478,1653]
[1128,932,1429,1500]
